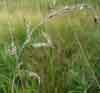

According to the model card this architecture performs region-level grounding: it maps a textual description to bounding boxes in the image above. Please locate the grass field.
[0,0,100,93]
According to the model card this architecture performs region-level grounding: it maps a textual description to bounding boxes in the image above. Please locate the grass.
[0,0,100,93]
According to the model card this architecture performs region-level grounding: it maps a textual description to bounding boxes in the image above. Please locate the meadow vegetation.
[0,0,100,93]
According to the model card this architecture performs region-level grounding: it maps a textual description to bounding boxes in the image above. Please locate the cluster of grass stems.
[0,0,100,93]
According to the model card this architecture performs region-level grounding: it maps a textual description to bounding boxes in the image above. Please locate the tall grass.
[0,0,100,93]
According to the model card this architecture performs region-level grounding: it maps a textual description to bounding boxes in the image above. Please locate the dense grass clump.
[0,0,100,93]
